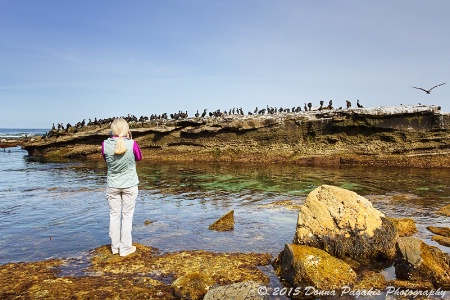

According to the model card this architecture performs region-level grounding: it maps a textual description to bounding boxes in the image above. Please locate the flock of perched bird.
[51,99,367,132]
[50,82,445,132]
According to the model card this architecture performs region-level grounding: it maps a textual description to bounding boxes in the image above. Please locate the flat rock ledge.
[0,244,271,300]
[20,105,450,168]
[294,185,398,266]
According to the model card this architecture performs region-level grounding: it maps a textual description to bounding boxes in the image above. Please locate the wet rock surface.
[427,226,450,237]
[395,237,450,289]
[294,185,398,265]
[203,281,269,300]
[427,226,450,247]
[437,204,450,216]
[432,235,450,247]
[273,244,357,293]
[0,243,272,299]
[388,217,418,237]
[208,210,235,231]
[271,186,450,296]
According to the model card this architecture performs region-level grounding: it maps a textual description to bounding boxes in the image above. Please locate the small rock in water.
[427,226,450,237]
[208,210,234,231]
[436,204,450,216]
[431,235,450,247]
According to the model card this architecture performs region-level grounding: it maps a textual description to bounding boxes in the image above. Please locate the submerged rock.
[273,244,356,293]
[294,185,398,266]
[395,237,450,289]
[388,217,418,237]
[208,210,234,231]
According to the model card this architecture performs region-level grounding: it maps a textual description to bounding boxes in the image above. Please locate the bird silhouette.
[357,99,364,108]
[411,83,445,94]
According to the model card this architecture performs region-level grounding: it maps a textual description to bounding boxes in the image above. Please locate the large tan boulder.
[294,185,398,265]
[395,237,450,289]
[273,244,356,294]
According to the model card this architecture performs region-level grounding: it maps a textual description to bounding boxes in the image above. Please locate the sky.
[1,0,449,129]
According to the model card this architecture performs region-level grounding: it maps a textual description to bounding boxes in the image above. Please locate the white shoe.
[120,246,136,257]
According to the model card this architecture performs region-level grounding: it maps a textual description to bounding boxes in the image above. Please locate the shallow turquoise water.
[1,146,449,297]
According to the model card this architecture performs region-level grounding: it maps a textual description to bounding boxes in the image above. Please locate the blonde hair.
[110,118,130,155]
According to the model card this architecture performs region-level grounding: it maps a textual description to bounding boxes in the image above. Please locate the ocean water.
[0,128,49,140]
[1,130,449,298]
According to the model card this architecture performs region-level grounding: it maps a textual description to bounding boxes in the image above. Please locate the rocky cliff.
[22,105,450,167]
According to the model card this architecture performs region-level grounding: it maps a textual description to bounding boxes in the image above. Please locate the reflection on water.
[1,147,449,294]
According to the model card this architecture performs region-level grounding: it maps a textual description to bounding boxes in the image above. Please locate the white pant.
[106,185,138,254]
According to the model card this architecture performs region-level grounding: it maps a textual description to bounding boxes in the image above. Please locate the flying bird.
[411,83,446,94]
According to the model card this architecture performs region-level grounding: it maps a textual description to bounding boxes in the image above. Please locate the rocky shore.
[20,104,450,167]
[1,185,448,299]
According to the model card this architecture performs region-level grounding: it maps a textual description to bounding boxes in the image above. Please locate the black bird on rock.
[357,99,364,108]
[411,83,445,94]
[346,100,351,108]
